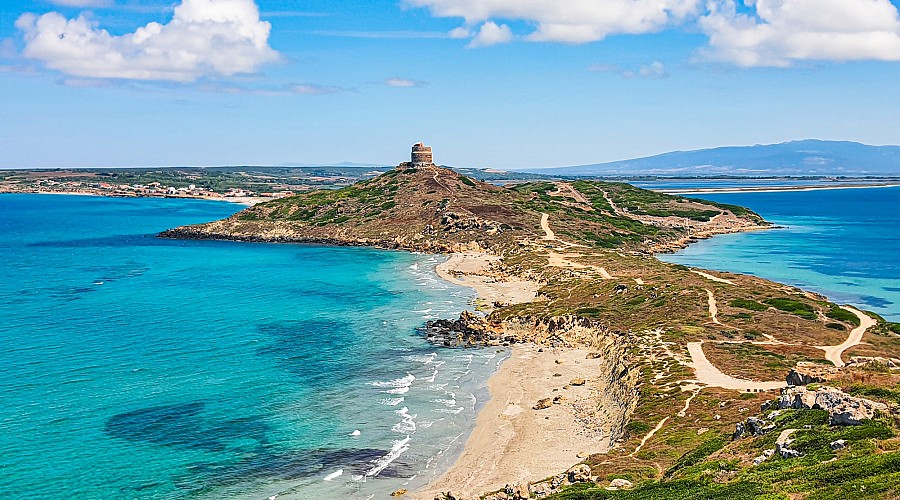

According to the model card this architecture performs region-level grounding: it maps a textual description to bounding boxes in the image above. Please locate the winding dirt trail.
[691,270,736,286]
[540,213,555,240]
[705,289,722,325]
[686,342,785,391]
[818,306,876,367]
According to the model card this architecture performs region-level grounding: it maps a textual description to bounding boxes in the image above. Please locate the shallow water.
[0,194,505,499]
[659,186,900,321]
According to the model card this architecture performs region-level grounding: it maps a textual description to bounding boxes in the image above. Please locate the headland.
[160,144,900,499]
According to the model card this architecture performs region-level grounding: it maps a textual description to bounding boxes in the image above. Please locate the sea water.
[0,194,505,499]
[658,186,900,321]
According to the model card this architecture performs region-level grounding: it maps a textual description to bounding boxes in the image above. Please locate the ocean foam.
[366,436,411,477]
[323,469,343,481]
[370,373,415,389]
[385,386,410,395]
[379,397,405,406]
[392,406,417,433]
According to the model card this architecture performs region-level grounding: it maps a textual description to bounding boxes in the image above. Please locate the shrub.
[730,299,769,312]
[765,298,817,320]
[826,306,861,327]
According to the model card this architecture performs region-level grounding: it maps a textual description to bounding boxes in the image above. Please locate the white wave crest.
[366,436,411,477]
[370,373,415,389]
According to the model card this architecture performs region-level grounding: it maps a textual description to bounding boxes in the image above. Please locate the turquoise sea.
[659,186,900,321]
[0,194,504,499]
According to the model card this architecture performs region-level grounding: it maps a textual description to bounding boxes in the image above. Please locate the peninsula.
[163,145,900,499]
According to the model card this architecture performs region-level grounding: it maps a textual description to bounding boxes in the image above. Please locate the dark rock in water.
[105,403,270,453]
[421,310,506,348]
[175,446,408,493]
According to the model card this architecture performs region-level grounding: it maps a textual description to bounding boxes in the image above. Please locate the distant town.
[0,166,395,204]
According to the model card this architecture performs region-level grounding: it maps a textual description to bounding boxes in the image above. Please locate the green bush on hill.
[730,299,769,312]
[826,306,861,327]
[764,298,817,320]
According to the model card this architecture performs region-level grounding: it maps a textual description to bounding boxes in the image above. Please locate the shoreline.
[414,343,610,499]
[420,254,607,498]
[0,189,269,206]
[659,182,900,195]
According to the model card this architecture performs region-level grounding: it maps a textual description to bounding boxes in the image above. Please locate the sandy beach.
[417,254,608,498]
[434,252,541,308]
[414,345,610,499]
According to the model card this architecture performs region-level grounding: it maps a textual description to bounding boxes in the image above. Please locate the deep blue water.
[659,186,900,321]
[0,194,502,499]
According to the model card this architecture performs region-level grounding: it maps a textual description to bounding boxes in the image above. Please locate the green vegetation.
[664,434,727,478]
[730,299,769,312]
[550,408,900,500]
[826,306,861,327]
[846,384,900,405]
[764,298,817,320]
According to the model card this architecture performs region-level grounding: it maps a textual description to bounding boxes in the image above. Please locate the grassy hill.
[162,164,900,500]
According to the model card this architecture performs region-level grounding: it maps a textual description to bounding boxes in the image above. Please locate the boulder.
[753,449,775,466]
[567,464,592,483]
[533,398,553,410]
[830,439,847,450]
[774,386,887,426]
[734,416,774,440]
[503,483,530,499]
[608,478,633,490]
[434,492,465,500]
[570,378,586,386]
[786,362,838,386]
[391,489,408,496]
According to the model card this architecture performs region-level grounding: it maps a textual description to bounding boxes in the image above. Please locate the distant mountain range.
[529,140,900,177]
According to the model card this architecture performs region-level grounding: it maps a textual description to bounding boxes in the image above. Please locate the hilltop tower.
[411,143,434,168]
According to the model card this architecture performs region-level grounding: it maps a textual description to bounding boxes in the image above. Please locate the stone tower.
[411,143,434,168]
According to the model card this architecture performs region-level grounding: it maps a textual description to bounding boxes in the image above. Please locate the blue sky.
[2,0,900,169]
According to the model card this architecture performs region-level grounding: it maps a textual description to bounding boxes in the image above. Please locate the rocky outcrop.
[786,362,839,386]
[422,311,507,347]
[608,478,633,490]
[440,211,504,234]
[733,416,776,440]
[772,386,888,426]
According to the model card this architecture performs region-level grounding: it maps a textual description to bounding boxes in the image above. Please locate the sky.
[2,0,900,170]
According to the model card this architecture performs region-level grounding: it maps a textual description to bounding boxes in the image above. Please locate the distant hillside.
[160,165,765,253]
[532,140,900,176]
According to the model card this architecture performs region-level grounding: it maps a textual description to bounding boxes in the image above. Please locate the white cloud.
[49,0,112,6]
[407,0,703,43]
[467,21,513,48]
[385,77,427,87]
[289,83,349,95]
[699,0,900,67]
[638,61,668,78]
[16,0,279,82]
[590,60,669,78]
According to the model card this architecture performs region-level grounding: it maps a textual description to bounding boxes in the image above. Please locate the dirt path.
[818,306,876,367]
[691,270,736,286]
[540,213,555,240]
[705,289,722,325]
[686,342,785,391]
[632,387,699,456]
